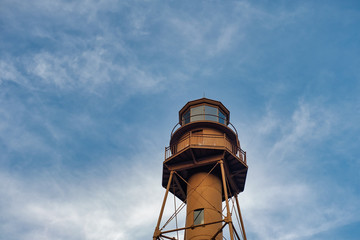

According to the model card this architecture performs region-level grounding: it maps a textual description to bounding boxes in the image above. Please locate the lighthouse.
[154,98,248,240]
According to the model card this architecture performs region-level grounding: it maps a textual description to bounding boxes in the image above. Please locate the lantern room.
[179,98,230,126]
[163,98,247,202]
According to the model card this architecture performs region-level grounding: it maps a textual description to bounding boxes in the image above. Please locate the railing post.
[189,131,191,146]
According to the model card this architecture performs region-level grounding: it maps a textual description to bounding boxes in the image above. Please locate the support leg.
[153,171,174,240]
[219,160,234,240]
[235,194,247,240]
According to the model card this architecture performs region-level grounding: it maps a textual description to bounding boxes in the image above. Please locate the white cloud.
[0,156,165,240]
[237,99,360,240]
[0,49,165,95]
[1,1,359,240]
[1,0,166,95]
[267,100,333,163]
[0,61,19,83]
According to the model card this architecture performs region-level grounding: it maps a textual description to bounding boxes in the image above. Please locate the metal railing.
[165,132,247,164]
[170,113,239,137]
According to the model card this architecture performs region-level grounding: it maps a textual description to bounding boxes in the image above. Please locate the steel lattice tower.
[154,98,248,240]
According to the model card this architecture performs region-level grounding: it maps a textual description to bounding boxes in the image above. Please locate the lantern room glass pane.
[183,110,190,124]
[194,208,204,225]
[191,106,204,122]
[204,105,218,122]
[219,110,226,124]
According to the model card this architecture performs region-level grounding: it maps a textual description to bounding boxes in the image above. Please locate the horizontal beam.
[166,154,223,171]
[160,219,225,235]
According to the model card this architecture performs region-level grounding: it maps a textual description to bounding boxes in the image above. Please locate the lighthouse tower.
[153,98,248,240]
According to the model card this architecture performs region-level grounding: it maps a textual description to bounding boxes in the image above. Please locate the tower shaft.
[185,172,222,240]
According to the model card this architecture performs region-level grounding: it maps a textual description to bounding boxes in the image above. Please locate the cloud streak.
[239,99,360,240]
[0,156,166,240]
[1,1,359,240]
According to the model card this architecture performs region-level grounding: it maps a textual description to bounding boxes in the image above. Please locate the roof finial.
[203,92,205,98]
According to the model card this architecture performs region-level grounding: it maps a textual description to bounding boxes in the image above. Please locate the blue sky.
[0,0,359,239]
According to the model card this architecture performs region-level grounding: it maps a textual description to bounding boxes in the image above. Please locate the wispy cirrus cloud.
[267,100,333,162]
[0,0,166,95]
[0,154,165,240]
[1,1,359,240]
[238,98,360,240]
